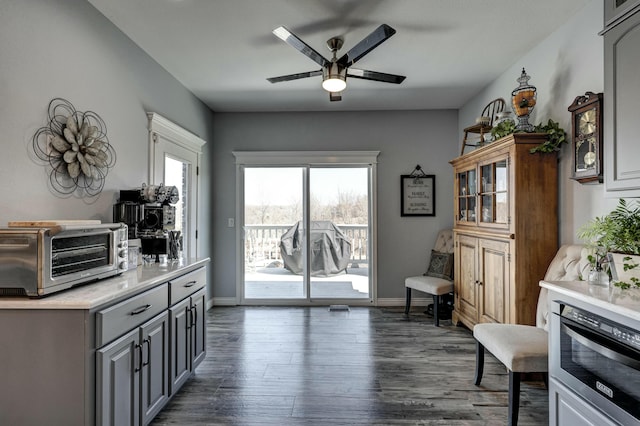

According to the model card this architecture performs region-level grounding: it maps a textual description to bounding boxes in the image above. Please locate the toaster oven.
[0,223,128,297]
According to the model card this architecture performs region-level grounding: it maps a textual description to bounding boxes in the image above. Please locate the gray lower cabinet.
[96,283,170,426]
[0,261,208,426]
[96,311,169,426]
[170,286,206,393]
[549,378,618,426]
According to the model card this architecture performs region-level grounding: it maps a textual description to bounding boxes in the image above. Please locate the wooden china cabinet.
[450,133,558,328]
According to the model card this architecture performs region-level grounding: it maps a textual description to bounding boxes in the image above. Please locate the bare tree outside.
[244,167,369,269]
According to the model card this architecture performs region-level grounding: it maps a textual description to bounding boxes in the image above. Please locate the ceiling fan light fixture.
[322,64,346,92]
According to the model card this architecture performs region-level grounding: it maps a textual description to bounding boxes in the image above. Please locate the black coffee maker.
[113,183,180,260]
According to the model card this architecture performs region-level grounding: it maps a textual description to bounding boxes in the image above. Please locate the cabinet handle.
[192,305,198,328]
[186,307,192,330]
[134,343,142,372]
[184,280,197,288]
[142,337,151,367]
[130,304,152,315]
[478,281,483,286]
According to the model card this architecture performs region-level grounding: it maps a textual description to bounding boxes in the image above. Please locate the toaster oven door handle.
[130,304,152,315]
[53,223,124,234]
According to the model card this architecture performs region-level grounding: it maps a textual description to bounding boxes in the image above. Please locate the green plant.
[490,120,517,140]
[530,119,568,153]
[578,199,640,255]
[488,118,567,154]
[577,198,640,288]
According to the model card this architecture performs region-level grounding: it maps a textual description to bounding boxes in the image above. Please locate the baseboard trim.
[207,297,433,308]
[208,297,236,309]
[376,297,431,307]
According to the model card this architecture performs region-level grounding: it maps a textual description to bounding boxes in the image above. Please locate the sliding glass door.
[236,152,377,305]
[308,167,370,299]
[243,167,305,299]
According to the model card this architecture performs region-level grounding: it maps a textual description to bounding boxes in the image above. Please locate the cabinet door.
[140,312,169,425]
[190,288,207,369]
[96,328,140,426]
[478,156,509,228]
[604,0,640,27]
[478,238,510,324]
[549,378,619,426]
[170,298,191,393]
[455,234,479,325]
[605,11,640,194]
[455,166,477,224]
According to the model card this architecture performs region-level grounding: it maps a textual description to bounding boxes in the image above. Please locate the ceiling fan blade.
[337,24,396,67]
[329,92,342,102]
[347,68,406,84]
[267,70,323,83]
[272,26,330,68]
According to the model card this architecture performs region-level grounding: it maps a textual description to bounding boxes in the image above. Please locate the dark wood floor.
[151,306,548,425]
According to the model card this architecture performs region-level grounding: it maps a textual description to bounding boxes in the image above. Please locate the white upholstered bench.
[473,244,590,426]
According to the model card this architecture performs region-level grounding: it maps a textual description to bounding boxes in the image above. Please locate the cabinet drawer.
[170,267,206,306]
[96,284,168,347]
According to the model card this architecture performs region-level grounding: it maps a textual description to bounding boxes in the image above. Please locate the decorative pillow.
[425,250,454,280]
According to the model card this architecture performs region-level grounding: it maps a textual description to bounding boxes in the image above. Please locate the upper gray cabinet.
[603,1,640,195]
[605,0,640,28]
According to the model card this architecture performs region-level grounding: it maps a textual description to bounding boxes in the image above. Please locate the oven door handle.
[562,322,640,370]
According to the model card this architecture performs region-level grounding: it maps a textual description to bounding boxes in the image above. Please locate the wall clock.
[568,91,603,184]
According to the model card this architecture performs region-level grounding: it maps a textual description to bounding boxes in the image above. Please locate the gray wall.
[459,0,614,245]
[210,110,458,302]
[0,1,213,285]
[1,0,613,305]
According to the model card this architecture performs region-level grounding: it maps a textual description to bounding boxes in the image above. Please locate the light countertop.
[0,258,209,310]
[541,280,640,323]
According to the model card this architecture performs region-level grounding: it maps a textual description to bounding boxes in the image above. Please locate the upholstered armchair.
[404,229,454,326]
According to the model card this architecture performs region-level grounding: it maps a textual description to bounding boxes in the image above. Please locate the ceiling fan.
[267,24,406,102]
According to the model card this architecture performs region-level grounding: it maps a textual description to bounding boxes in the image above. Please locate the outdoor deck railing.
[244,224,368,266]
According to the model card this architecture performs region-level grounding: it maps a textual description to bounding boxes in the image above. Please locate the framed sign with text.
[401,174,435,216]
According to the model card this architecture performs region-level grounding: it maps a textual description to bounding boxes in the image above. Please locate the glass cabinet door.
[457,168,476,223]
[479,159,508,225]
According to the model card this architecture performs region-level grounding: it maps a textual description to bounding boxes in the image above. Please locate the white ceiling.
[88,0,590,112]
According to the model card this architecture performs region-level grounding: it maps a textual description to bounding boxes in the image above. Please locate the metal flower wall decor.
[32,98,116,197]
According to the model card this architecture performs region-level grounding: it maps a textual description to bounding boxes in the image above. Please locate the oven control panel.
[562,304,640,350]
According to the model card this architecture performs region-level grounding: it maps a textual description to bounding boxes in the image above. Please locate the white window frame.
[147,112,206,258]
[233,151,380,305]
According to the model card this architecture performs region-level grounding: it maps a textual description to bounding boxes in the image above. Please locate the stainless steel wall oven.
[551,301,640,426]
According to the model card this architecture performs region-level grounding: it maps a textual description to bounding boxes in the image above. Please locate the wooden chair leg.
[433,294,440,326]
[461,131,470,156]
[404,287,412,315]
[508,371,521,426]
[474,341,484,386]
